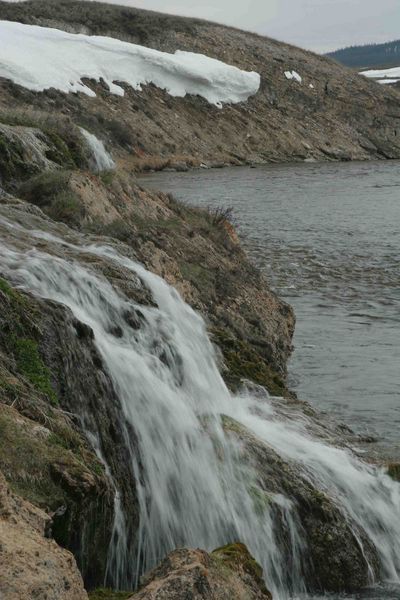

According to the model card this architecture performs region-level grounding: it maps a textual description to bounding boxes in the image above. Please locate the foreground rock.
[132,544,272,600]
[0,272,118,587]
[0,471,88,600]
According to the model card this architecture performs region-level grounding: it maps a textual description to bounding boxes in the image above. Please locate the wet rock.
[222,416,380,593]
[0,283,116,588]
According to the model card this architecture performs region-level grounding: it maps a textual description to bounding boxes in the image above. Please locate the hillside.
[1,0,400,166]
[327,40,400,70]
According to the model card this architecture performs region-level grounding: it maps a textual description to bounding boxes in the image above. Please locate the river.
[140,160,400,451]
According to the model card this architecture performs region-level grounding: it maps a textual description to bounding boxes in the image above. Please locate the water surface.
[140,161,400,448]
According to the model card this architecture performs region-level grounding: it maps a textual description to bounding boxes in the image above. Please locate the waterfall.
[79,127,116,172]
[0,212,399,600]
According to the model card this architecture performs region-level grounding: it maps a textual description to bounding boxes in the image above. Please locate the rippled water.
[140,161,400,448]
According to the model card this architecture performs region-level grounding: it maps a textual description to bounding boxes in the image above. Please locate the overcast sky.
[126,0,399,53]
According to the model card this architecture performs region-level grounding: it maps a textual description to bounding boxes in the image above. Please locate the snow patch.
[361,66,400,85]
[284,70,302,83]
[378,79,400,85]
[79,128,115,172]
[0,21,260,107]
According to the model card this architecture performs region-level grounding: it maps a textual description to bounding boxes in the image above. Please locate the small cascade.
[0,212,399,600]
[79,127,115,172]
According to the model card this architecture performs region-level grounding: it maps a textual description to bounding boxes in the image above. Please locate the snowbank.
[361,66,400,85]
[0,21,260,107]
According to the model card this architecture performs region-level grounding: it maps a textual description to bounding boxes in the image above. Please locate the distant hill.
[327,40,400,70]
[1,0,400,165]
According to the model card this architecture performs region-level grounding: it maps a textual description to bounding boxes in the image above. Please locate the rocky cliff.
[0,113,296,597]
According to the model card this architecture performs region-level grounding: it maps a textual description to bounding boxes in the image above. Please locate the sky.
[121,0,400,53]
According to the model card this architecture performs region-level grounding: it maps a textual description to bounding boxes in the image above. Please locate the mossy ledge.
[0,277,114,588]
[212,327,287,396]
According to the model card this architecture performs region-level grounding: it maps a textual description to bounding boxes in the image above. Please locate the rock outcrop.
[132,544,272,600]
[0,274,118,588]
[0,470,88,600]
[222,415,380,592]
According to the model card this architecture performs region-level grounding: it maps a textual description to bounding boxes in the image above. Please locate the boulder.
[132,543,272,600]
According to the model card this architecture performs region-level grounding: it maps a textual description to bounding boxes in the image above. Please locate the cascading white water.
[1,213,400,600]
[79,127,116,172]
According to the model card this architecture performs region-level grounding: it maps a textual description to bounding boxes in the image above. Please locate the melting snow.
[361,66,400,85]
[284,70,302,83]
[377,79,400,85]
[0,20,260,107]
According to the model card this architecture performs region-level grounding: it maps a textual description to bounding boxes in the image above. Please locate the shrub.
[87,218,133,243]
[205,205,235,227]
[19,171,84,227]
[106,118,134,148]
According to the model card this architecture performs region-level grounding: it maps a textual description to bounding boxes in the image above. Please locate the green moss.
[212,542,269,596]
[0,375,19,402]
[88,589,132,600]
[47,190,83,227]
[212,327,286,396]
[387,463,400,482]
[0,277,13,296]
[94,219,133,243]
[0,277,30,310]
[248,485,271,516]
[11,337,57,405]
[0,279,57,405]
